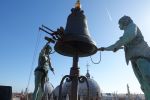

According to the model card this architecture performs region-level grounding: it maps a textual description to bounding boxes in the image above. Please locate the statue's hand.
[113,48,120,52]
[113,48,117,52]
[50,68,55,75]
[98,47,105,51]
[50,67,54,71]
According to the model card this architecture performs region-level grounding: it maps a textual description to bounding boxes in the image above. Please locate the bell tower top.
[75,0,81,9]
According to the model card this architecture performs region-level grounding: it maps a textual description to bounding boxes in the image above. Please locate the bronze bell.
[54,7,97,57]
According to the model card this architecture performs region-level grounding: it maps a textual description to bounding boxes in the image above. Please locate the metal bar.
[42,25,55,32]
[70,53,79,100]
[58,75,71,100]
[39,27,51,35]
[39,27,57,40]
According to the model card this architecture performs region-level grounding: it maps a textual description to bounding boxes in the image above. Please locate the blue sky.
[0,0,150,94]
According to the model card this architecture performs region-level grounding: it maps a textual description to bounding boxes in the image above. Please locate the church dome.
[78,78,101,97]
[53,66,101,100]
[44,81,54,94]
[53,85,59,97]
[53,81,72,100]
[42,81,54,99]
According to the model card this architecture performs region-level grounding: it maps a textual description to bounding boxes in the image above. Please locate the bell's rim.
[54,34,97,57]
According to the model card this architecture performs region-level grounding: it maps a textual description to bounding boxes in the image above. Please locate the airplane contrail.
[105,7,113,21]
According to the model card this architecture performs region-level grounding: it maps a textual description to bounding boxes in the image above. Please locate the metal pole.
[58,75,71,100]
[70,51,79,100]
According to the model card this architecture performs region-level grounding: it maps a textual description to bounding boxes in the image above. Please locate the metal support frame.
[58,52,90,100]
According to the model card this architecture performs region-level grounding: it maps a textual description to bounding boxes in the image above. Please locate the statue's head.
[118,15,133,30]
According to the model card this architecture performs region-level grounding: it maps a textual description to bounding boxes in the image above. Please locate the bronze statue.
[33,43,54,100]
[99,16,150,100]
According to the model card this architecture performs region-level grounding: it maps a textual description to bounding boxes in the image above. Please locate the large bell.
[54,7,97,57]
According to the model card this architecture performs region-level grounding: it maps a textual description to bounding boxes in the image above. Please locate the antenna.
[86,63,90,73]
